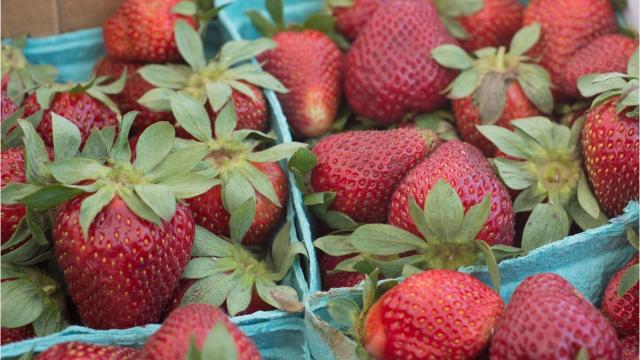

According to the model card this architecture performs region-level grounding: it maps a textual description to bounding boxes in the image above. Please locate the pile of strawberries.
[0,0,638,358]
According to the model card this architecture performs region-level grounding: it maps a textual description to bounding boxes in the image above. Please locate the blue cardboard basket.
[304,203,639,360]
[3,21,311,360]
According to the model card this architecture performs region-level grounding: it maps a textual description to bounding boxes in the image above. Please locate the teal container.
[3,21,311,360]
[304,203,639,360]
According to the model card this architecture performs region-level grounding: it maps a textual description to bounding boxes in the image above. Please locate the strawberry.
[490,273,620,359]
[578,50,639,216]
[601,255,639,336]
[169,96,305,246]
[137,23,284,136]
[34,342,139,360]
[318,251,365,290]
[1,325,35,345]
[9,113,217,329]
[173,224,305,316]
[561,34,637,99]
[22,74,126,147]
[450,0,523,52]
[94,58,170,135]
[310,128,438,223]
[248,2,343,138]
[103,0,197,63]
[329,0,387,41]
[328,269,503,359]
[139,304,262,360]
[344,0,456,125]
[162,279,195,318]
[621,333,639,360]
[522,0,617,98]
[432,24,553,157]
[388,140,514,246]
[1,148,27,243]
[1,92,17,121]
[478,117,608,249]
[1,41,58,105]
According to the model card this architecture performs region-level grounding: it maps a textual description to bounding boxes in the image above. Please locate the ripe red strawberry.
[330,0,388,41]
[523,0,617,98]
[15,114,215,329]
[1,148,27,243]
[621,333,639,360]
[1,325,35,345]
[454,0,523,52]
[1,92,17,120]
[344,0,456,125]
[561,34,637,99]
[139,304,261,360]
[601,256,639,336]
[188,161,287,246]
[490,273,620,359]
[162,279,195,318]
[54,196,195,329]
[136,26,281,137]
[94,58,169,135]
[388,140,515,246]
[580,79,639,216]
[103,0,197,63]
[432,24,552,157]
[452,80,541,157]
[256,30,342,137]
[363,270,503,359]
[318,251,365,290]
[310,128,438,223]
[34,342,139,360]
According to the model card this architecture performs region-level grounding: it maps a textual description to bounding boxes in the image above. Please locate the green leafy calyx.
[181,223,307,316]
[2,42,59,105]
[431,23,553,123]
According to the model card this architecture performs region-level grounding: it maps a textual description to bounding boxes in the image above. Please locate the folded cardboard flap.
[1,0,121,38]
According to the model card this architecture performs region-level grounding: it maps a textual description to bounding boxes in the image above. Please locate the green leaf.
[245,11,279,38]
[237,163,280,206]
[513,186,546,213]
[138,64,191,89]
[138,88,175,112]
[226,273,254,316]
[431,44,474,70]
[86,88,120,115]
[214,102,237,139]
[304,191,335,213]
[474,47,497,58]
[219,38,277,66]
[33,300,66,337]
[476,125,530,159]
[110,111,137,162]
[367,255,425,278]
[17,184,83,210]
[147,144,209,182]
[449,69,480,99]
[617,263,639,297]
[81,127,112,160]
[18,120,51,183]
[493,158,536,190]
[205,82,233,113]
[35,87,57,109]
[627,48,638,78]
[509,23,540,56]
[475,240,500,291]
[222,173,255,214]
[424,180,464,242]
[627,226,639,250]
[567,200,608,230]
[51,113,81,160]
[170,92,212,143]
[576,172,600,219]
[327,297,360,328]
[459,195,491,242]
[575,347,590,360]
[578,74,626,98]
[509,117,556,151]
[313,235,357,256]
[26,208,50,246]
[118,187,162,225]
[475,71,507,123]
[231,71,287,94]
[201,322,239,360]
[193,226,235,257]
[248,142,307,162]
[1,183,42,205]
[288,148,317,191]
[440,17,470,40]
[47,158,110,184]
[229,197,256,243]
[134,184,176,221]
[408,197,433,241]
[1,279,44,327]
[134,121,175,173]
[518,65,554,114]
[158,174,218,199]
[183,257,223,279]
[435,0,484,16]
[362,269,379,311]
[172,0,197,15]
[175,19,205,70]
[79,187,116,237]
[351,224,426,255]
[182,272,238,307]
[521,203,570,250]
[266,0,284,28]
[491,244,527,261]
[316,211,359,231]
